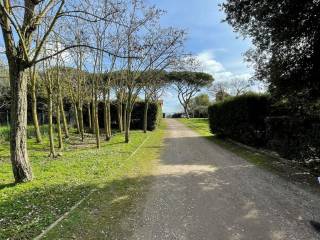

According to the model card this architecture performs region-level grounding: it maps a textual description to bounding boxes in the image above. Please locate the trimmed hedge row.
[208,94,320,167]
[83,101,162,131]
[266,116,320,164]
[0,125,50,141]
[208,94,270,147]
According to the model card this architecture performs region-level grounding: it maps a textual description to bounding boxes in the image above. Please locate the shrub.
[171,113,183,118]
[84,101,162,131]
[266,116,320,168]
[0,125,50,141]
[129,102,162,131]
[208,94,270,147]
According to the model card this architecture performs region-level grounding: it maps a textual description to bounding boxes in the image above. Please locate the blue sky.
[148,0,255,113]
[0,0,258,114]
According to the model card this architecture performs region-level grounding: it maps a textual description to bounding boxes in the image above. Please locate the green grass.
[179,118,212,137]
[0,123,166,239]
[0,124,51,142]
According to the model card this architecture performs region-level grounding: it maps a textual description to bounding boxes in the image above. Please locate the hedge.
[208,93,320,171]
[83,101,162,131]
[266,116,320,165]
[0,101,162,141]
[0,125,50,141]
[208,94,270,147]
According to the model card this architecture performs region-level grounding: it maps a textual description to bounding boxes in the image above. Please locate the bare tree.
[119,0,185,142]
[0,0,123,182]
[229,78,251,96]
[40,53,57,158]
[210,81,230,102]
[0,0,67,181]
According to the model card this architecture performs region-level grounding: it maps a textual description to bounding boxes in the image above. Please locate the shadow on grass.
[0,175,155,240]
[0,182,16,190]
[1,161,320,239]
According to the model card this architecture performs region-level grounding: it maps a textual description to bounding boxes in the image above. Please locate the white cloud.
[195,50,250,83]
[195,50,267,93]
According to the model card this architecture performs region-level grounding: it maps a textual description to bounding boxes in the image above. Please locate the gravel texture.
[131,119,320,240]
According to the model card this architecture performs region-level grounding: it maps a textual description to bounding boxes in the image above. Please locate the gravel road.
[131,119,320,240]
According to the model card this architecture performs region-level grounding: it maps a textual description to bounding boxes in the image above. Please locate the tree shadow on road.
[310,221,320,233]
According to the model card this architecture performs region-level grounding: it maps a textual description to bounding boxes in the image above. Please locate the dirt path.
[131,119,320,240]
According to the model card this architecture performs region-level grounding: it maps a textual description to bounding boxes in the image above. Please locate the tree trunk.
[59,97,69,138]
[117,100,123,132]
[91,101,96,134]
[123,104,127,133]
[104,99,111,141]
[107,102,112,138]
[9,66,33,183]
[184,106,190,119]
[30,69,42,143]
[48,88,56,158]
[87,102,92,131]
[73,103,80,133]
[93,82,100,148]
[125,108,132,143]
[56,103,63,150]
[143,100,149,133]
[103,88,112,141]
[77,105,84,142]
[93,100,100,149]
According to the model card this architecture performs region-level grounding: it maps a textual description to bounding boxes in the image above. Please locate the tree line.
[0,0,213,183]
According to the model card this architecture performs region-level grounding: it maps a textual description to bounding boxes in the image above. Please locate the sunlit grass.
[0,123,166,239]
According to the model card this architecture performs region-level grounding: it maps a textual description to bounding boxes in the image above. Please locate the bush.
[266,116,320,167]
[129,102,162,131]
[83,101,162,131]
[0,125,50,141]
[171,113,183,118]
[208,94,270,147]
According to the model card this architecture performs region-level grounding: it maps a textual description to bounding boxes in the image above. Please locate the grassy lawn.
[0,123,166,239]
[178,118,319,189]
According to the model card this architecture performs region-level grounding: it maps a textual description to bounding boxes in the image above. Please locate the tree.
[0,0,68,182]
[170,71,213,118]
[0,62,9,111]
[229,78,251,96]
[119,0,185,142]
[222,0,320,115]
[189,93,211,118]
[0,0,122,182]
[141,70,167,133]
[210,81,230,102]
[111,70,127,132]
[40,60,57,158]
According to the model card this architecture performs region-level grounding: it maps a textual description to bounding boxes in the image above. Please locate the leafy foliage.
[189,94,211,118]
[85,101,163,131]
[169,71,213,117]
[222,0,320,115]
[266,116,320,169]
[208,94,270,147]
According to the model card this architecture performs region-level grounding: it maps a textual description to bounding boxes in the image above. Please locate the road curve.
[131,119,320,240]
